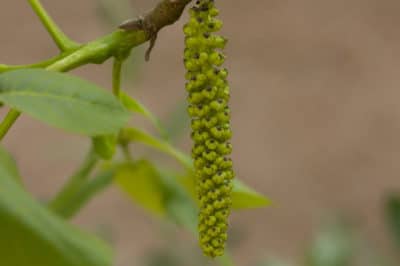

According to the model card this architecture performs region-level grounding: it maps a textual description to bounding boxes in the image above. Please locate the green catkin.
[183,0,234,258]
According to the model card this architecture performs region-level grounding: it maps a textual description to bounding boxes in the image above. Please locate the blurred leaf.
[305,221,354,266]
[0,151,113,266]
[163,99,189,142]
[177,172,271,211]
[120,127,192,168]
[0,145,21,184]
[161,170,198,233]
[120,92,165,135]
[92,135,117,160]
[231,179,272,210]
[0,69,130,136]
[120,128,271,210]
[386,194,400,249]
[115,160,198,231]
[115,160,167,216]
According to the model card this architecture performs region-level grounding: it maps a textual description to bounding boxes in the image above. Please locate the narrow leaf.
[0,69,130,136]
[231,179,272,209]
[120,92,165,136]
[120,127,192,168]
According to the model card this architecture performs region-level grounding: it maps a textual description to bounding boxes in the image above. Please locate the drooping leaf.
[0,150,113,266]
[0,145,21,184]
[159,169,198,233]
[114,160,167,216]
[120,92,165,135]
[120,127,192,168]
[386,194,400,249]
[114,160,199,230]
[0,69,130,136]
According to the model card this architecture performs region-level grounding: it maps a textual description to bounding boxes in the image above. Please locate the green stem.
[112,58,123,97]
[0,53,68,74]
[0,109,21,141]
[48,147,98,218]
[27,0,79,51]
[54,170,114,219]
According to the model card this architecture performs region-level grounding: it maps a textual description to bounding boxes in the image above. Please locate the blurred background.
[1,0,400,265]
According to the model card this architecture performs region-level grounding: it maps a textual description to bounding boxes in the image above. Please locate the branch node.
[118,0,193,61]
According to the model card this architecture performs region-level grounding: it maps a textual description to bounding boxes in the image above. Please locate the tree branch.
[119,0,193,60]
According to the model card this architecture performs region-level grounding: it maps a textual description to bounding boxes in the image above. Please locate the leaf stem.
[0,109,21,141]
[0,53,67,74]
[48,147,98,218]
[112,58,123,97]
[27,0,79,51]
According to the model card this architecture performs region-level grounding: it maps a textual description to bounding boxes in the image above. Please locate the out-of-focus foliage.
[304,220,355,266]
[385,194,400,250]
[0,146,113,266]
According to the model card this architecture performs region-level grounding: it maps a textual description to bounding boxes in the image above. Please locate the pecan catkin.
[183,0,234,258]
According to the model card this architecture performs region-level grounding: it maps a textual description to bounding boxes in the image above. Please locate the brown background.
[1,0,400,265]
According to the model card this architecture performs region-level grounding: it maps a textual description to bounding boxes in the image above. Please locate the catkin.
[183,0,234,258]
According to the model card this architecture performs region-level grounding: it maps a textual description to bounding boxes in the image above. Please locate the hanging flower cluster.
[183,0,234,258]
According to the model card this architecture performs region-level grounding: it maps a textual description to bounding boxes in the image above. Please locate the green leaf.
[114,160,167,216]
[0,152,113,266]
[159,170,198,233]
[120,127,192,168]
[92,135,117,160]
[386,194,400,249]
[0,69,130,136]
[119,127,271,210]
[114,160,198,230]
[305,221,354,266]
[177,172,271,210]
[0,145,21,184]
[231,179,272,209]
[120,92,165,136]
